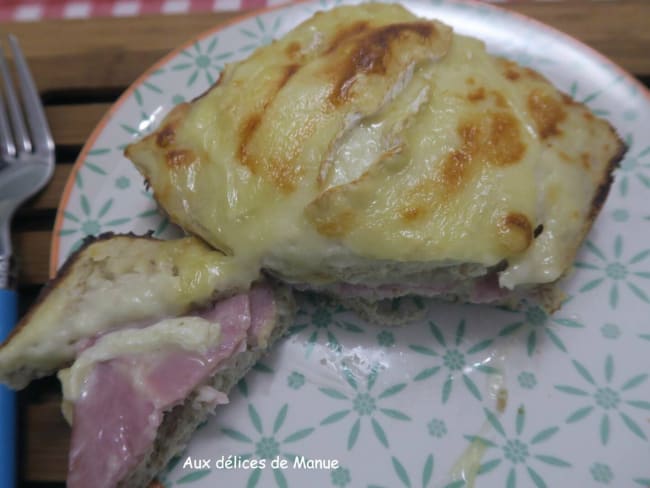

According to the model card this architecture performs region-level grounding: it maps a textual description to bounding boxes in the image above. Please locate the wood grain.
[46,103,110,148]
[21,399,69,481]
[2,1,649,97]
[507,1,650,76]
[25,165,74,211]
[14,231,51,286]
[5,13,240,95]
[7,2,650,485]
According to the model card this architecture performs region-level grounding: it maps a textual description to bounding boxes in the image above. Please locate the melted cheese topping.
[127,3,452,258]
[307,35,540,266]
[126,4,622,290]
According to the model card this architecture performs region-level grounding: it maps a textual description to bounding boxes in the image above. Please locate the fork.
[0,35,54,488]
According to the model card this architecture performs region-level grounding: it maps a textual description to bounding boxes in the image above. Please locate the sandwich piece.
[0,234,294,488]
[125,3,625,315]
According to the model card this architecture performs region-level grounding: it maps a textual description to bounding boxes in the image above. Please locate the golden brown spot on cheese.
[580,152,591,170]
[558,151,572,163]
[166,149,195,168]
[156,125,175,149]
[401,206,424,222]
[524,67,544,81]
[236,63,302,192]
[528,89,567,139]
[488,112,526,165]
[468,87,485,102]
[238,114,302,192]
[311,209,355,238]
[434,119,483,194]
[152,103,189,148]
[505,68,520,81]
[466,76,475,85]
[238,113,262,163]
[491,90,507,108]
[238,63,301,160]
[329,22,436,106]
[285,41,302,59]
[432,111,526,196]
[399,177,439,223]
[443,149,471,187]
[560,93,578,106]
[497,58,523,82]
[498,212,533,253]
[399,105,525,223]
[267,159,303,193]
[278,63,300,90]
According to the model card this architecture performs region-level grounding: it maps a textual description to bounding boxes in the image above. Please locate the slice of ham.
[67,361,158,488]
[248,284,278,348]
[67,286,276,488]
[469,272,510,303]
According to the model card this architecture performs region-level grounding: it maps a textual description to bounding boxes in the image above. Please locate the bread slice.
[0,234,295,488]
[125,4,625,316]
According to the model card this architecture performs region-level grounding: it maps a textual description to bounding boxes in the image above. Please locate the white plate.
[52,1,650,486]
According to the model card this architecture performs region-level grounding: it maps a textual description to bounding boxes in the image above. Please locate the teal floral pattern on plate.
[497,302,585,356]
[171,37,233,87]
[466,405,570,488]
[574,234,650,308]
[54,0,650,486]
[318,366,411,450]
[409,319,497,403]
[555,354,650,445]
[221,403,315,488]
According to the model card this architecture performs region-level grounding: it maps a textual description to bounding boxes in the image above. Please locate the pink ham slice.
[248,284,278,347]
[67,286,277,488]
[67,361,159,488]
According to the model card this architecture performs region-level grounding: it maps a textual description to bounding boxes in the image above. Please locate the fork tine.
[0,79,16,160]
[0,39,31,154]
[8,35,53,155]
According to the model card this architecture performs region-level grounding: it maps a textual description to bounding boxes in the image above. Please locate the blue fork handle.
[0,289,17,488]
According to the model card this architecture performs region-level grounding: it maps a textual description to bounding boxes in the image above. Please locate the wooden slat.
[46,103,110,147]
[22,399,69,482]
[15,231,51,286]
[27,165,74,211]
[507,1,650,76]
[4,13,241,94]
[1,2,649,97]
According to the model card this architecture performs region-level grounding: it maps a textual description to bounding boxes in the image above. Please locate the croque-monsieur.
[0,3,626,487]
[126,3,625,316]
[0,235,294,488]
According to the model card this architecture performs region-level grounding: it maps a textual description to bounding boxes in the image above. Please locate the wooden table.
[5,1,650,486]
